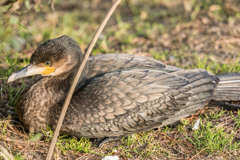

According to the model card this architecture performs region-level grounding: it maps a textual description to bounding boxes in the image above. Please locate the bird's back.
[49,55,219,138]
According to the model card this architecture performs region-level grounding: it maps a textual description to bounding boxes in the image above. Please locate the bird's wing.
[86,53,180,79]
[76,53,180,91]
[53,68,218,138]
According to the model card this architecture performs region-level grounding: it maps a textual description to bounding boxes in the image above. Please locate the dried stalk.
[45,0,122,159]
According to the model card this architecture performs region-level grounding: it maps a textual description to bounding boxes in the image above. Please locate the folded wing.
[52,68,218,138]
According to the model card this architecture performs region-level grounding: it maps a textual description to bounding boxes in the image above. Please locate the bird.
[7,35,240,146]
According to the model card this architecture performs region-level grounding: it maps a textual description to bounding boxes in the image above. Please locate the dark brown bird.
[7,35,240,146]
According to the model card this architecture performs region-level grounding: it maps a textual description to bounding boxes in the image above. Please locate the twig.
[45,0,122,160]
[0,145,14,160]
[190,147,208,160]
[170,158,190,160]
[215,38,240,44]
[162,133,196,149]
[50,0,55,12]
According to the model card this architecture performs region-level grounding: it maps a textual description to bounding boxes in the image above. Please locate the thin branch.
[45,0,122,160]
[50,0,55,12]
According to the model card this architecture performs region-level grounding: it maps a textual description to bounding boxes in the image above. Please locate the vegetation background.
[0,0,240,159]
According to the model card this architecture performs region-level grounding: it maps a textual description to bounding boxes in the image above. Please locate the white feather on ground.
[102,155,119,160]
[192,119,200,130]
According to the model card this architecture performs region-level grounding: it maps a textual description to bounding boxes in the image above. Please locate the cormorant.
[7,35,240,146]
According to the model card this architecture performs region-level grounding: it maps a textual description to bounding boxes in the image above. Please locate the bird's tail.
[211,73,240,101]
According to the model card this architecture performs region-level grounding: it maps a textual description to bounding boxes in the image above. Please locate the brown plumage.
[8,35,240,146]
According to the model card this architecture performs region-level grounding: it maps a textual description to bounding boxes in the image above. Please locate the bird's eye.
[44,61,51,66]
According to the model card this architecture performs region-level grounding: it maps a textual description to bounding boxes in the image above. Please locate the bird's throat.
[16,67,86,132]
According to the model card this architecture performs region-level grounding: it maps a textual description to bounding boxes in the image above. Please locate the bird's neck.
[17,65,88,132]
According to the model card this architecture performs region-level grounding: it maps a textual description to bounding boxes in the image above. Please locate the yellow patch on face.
[41,66,56,75]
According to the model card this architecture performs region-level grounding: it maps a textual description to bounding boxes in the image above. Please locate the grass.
[188,119,240,154]
[1,0,240,159]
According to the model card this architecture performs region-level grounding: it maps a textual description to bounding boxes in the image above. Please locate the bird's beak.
[7,64,55,83]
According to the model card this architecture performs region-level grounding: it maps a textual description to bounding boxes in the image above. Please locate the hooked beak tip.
[7,74,16,84]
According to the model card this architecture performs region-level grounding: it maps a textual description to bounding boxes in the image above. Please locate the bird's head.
[7,35,83,83]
